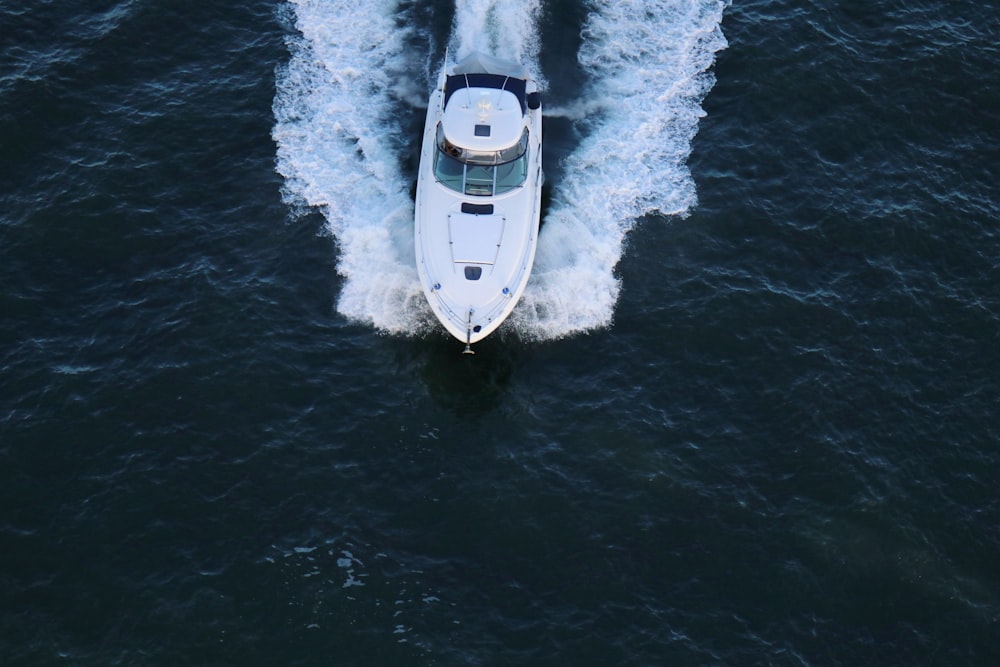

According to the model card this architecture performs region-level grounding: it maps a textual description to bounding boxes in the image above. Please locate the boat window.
[494,156,528,194]
[464,164,495,196]
[464,266,483,280]
[433,124,530,196]
[436,124,528,166]
[433,150,464,192]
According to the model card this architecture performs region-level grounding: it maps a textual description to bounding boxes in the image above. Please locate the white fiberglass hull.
[414,53,542,347]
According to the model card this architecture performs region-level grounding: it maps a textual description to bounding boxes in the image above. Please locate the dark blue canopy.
[444,73,527,113]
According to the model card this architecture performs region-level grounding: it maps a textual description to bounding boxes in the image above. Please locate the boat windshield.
[434,125,530,196]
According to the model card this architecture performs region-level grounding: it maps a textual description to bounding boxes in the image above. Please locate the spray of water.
[273,0,434,335]
[273,0,729,341]
[512,0,730,340]
[450,0,543,81]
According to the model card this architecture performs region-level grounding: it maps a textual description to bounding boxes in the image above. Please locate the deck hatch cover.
[448,213,504,265]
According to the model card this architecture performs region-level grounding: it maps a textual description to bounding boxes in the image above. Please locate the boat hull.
[414,54,542,346]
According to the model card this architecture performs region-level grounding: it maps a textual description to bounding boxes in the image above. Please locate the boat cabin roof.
[445,73,527,113]
[441,86,525,152]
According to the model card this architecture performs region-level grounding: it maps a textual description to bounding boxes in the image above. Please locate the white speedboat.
[414,52,542,352]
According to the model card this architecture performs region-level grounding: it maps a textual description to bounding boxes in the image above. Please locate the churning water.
[273,0,729,340]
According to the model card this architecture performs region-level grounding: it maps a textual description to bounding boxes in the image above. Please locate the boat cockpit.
[433,124,530,196]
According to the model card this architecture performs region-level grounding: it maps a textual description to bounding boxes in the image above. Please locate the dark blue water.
[3,1,998,665]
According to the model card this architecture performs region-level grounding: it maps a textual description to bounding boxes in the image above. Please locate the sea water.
[3,0,999,664]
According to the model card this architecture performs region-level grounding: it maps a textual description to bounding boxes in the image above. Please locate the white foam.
[273,0,435,335]
[450,0,543,80]
[513,0,730,341]
[273,0,728,341]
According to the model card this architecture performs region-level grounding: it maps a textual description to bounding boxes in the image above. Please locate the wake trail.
[450,0,543,81]
[512,0,730,341]
[273,0,729,342]
[273,0,434,335]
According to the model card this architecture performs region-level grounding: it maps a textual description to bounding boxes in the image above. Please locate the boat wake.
[450,0,543,77]
[512,0,730,340]
[273,0,729,341]
[273,0,432,335]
